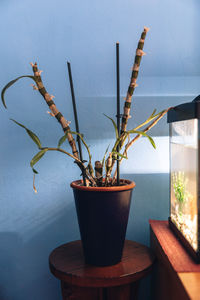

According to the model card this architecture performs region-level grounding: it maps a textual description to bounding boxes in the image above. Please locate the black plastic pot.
[70,179,135,266]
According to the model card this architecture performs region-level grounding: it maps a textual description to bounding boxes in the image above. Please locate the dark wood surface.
[150,220,200,300]
[150,220,200,272]
[49,240,155,288]
[60,281,140,300]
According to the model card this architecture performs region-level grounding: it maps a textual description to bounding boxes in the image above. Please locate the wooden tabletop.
[49,240,155,288]
[149,220,200,272]
[150,220,200,300]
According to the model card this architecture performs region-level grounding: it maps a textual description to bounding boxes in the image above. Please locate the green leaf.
[103,114,119,139]
[102,144,109,167]
[10,119,41,148]
[32,168,38,174]
[149,109,156,119]
[112,132,128,153]
[127,129,156,149]
[147,136,156,149]
[132,109,164,132]
[58,133,68,148]
[30,149,48,172]
[112,151,128,159]
[59,130,92,164]
[1,75,36,108]
[58,131,83,149]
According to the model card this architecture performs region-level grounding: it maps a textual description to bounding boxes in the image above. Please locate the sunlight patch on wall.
[88,136,169,174]
[120,136,169,174]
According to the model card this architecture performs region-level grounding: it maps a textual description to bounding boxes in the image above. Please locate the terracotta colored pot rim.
[70,179,135,192]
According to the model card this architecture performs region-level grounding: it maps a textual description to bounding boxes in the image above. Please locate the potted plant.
[1,27,171,266]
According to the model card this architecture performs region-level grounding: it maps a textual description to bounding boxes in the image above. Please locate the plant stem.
[112,107,173,182]
[105,27,149,181]
[105,152,113,185]
[40,147,96,186]
[121,26,149,135]
[31,63,80,160]
[42,147,82,162]
[95,161,103,186]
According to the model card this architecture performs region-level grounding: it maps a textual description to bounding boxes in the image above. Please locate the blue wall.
[0,0,200,299]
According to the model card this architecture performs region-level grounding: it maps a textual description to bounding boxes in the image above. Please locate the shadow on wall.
[0,198,79,300]
[0,172,169,300]
[124,173,169,245]
[124,172,169,300]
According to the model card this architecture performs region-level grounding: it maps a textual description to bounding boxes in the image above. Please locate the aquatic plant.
[172,171,189,206]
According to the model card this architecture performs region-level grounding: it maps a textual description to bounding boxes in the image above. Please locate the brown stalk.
[94,161,103,186]
[112,107,173,182]
[31,62,79,159]
[31,62,96,186]
[105,153,113,185]
[121,26,150,135]
[105,27,149,181]
[95,161,103,178]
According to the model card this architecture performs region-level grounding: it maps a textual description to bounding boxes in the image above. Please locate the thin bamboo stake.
[116,42,120,186]
[67,61,86,186]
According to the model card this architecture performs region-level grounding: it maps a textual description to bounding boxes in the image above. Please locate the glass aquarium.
[168,97,200,262]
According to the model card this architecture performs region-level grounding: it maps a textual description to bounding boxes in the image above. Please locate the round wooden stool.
[49,240,155,300]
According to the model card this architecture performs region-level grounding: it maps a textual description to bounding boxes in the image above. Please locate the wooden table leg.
[102,288,107,300]
[130,281,140,299]
[61,281,103,300]
[61,281,140,300]
[107,285,130,299]
[107,282,140,300]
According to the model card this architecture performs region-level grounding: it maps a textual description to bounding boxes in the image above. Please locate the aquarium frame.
[167,97,200,123]
[168,97,200,263]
